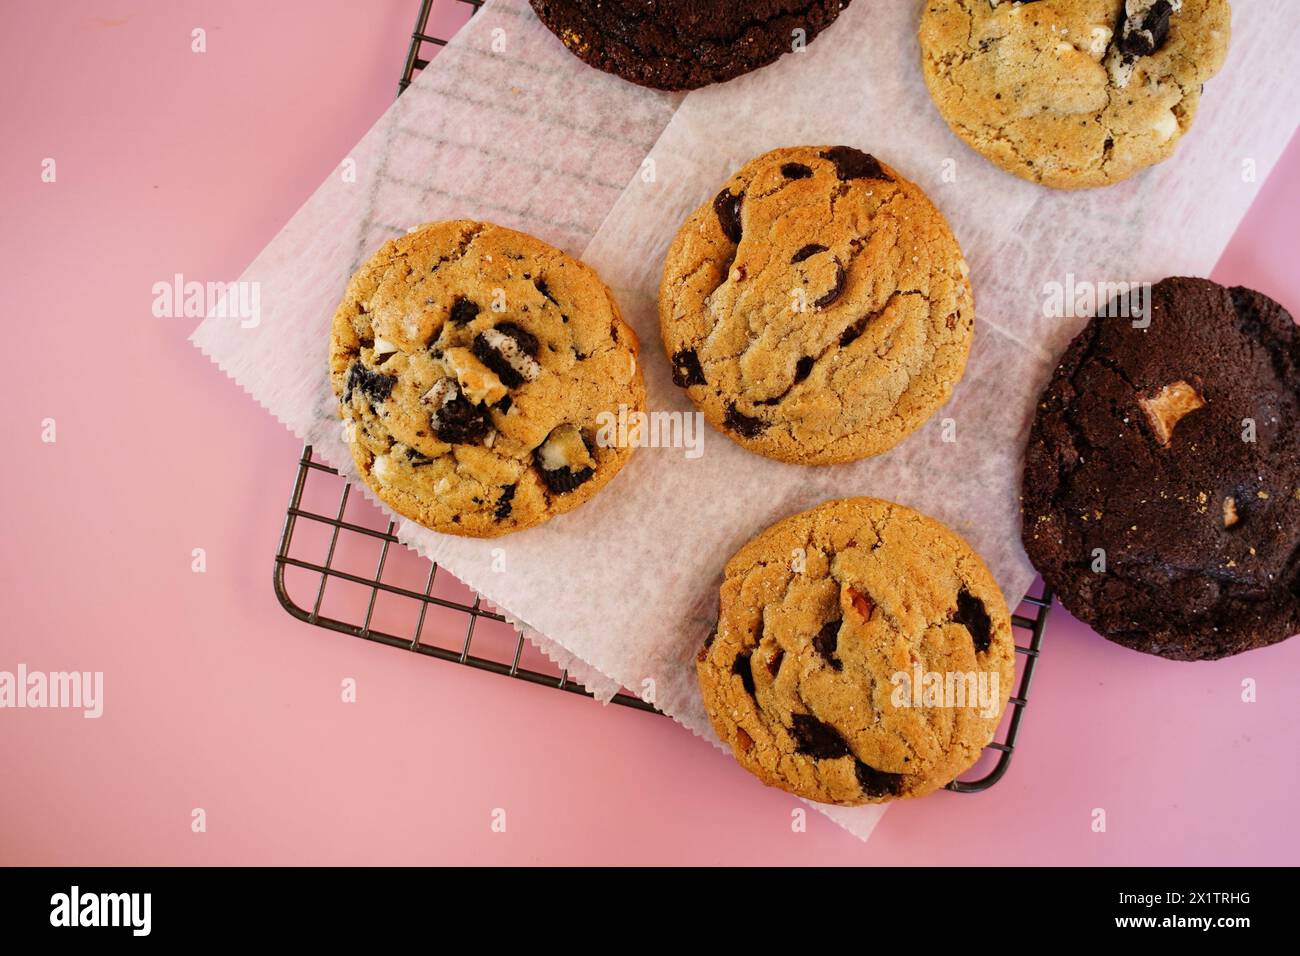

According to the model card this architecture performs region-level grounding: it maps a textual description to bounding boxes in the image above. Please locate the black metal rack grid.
[273,0,1053,792]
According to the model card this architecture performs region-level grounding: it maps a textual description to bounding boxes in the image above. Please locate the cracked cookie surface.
[698,497,1014,805]
[659,146,974,465]
[529,0,855,91]
[330,220,645,537]
[1022,277,1300,660]
[919,0,1231,189]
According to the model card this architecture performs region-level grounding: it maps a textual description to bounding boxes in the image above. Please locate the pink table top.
[2,0,1297,865]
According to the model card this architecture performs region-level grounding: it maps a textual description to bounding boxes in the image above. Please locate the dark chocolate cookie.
[1022,277,1300,660]
[529,0,855,91]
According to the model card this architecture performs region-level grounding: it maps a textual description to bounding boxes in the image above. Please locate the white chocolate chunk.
[537,424,593,472]
[442,347,507,406]
[421,377,458,410]
[372,336,399,358]
[1152,111,1179,141]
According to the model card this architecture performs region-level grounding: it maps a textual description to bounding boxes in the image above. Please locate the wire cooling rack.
[273,0,1052,791]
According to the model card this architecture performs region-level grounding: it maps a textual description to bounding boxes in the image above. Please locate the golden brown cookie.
[329,220,645,537]
[919,0,1232,189]
[698,497,1015,805]
[659,146,974,465]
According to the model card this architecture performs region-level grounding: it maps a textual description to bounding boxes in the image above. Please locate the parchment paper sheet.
[193,0,1300,840]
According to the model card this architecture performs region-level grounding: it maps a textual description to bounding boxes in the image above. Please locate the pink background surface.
[2,0,1297,865]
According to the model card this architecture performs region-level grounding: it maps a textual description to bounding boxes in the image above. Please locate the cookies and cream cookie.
[919,0,1232,188]
[330,220,645,537]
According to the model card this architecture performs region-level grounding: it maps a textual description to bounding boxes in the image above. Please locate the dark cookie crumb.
[1118,0,1175,57]
[533,277,559,305]
[472,322,540,388]
[536,460,595,494]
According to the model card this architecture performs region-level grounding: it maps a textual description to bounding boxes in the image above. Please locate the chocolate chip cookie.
[659,146,974,465]
[529,0,855,91]
[330,220,645,537]
[1022,277,1300,660]
[698,497,1015,805]
[919,0,1232,189]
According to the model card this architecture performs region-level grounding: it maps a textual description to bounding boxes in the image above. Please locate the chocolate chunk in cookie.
[954,589,992,653]
[812,620,844,671]
[713,188,743,244]
[820,145,892,182]
[671,347,707,387]
[855,760,904,799]
[790,713,852,760]
[723,403,767,438]
[427,383,493,445]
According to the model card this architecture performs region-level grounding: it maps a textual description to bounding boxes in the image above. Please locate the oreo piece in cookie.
[529,0,856,91]
[1021,277,1300,660]
[329,220,645,538]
